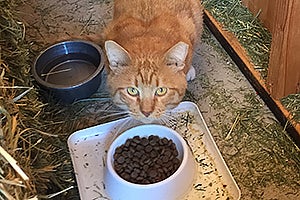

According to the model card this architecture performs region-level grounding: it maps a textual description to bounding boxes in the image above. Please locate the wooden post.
[267,0,300,99]
[243,0,300,99]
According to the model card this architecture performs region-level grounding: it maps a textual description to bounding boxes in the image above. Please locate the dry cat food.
[113,135,181,184]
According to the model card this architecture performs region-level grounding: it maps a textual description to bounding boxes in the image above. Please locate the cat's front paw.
[186,66,196,81]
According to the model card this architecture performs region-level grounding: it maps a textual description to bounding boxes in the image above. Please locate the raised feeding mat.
[68,102,241,199]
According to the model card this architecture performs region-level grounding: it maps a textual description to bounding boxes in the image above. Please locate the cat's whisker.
[159,117,169,126]
[164,110,178,120]
[109,116,142,142]
[159,111,178,127]
[106,117,131,146]
[74,97,112,103]
[157,114,172,126]
[96,109,128,114]
[92,109,130,123]
[113,117,131,134]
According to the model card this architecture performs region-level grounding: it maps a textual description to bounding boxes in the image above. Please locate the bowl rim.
[32,39,104,89]
[106,124,190,188]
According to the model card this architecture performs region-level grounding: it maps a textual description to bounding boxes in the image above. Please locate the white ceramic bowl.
[104,124,196,200]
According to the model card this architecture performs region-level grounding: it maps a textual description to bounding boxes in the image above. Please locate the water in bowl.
[42,53,97,87]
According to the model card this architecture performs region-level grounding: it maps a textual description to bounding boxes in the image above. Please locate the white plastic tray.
[68,101,241,199]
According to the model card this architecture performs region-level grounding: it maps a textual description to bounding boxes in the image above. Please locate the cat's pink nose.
[142,111,152,117]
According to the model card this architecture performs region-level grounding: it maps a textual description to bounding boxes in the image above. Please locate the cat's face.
[105,41,188,123]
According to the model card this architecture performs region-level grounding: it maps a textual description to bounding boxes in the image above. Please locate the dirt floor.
[18,0,300,199]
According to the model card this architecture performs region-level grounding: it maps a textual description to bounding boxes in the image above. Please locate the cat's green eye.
[155,87,168,96]
[127,87,139,96]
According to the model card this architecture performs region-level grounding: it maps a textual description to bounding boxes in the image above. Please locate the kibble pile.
[113,135,181,184]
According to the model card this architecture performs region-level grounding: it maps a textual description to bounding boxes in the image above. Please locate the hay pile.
[282,94,300,124]
[0,0,122,199]
[202,0,272,79]
[1,0,73,198]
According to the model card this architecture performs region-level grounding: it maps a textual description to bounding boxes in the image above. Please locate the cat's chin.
[132,116,159,124]
[138,117,157,124]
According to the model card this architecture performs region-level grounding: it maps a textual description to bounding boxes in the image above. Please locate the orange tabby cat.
[104,0,203,123]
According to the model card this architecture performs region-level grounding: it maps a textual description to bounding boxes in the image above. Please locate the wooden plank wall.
[242,0,300,99]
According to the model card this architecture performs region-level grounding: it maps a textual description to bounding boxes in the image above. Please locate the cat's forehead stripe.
[136,67,158,86]
[149,72,156,85]
[156,76,159,86]
[136,70,144,85]
[134,76,139,87]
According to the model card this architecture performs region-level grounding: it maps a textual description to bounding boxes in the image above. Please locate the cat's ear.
[164,42,189,71]
[105,40,131,71]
